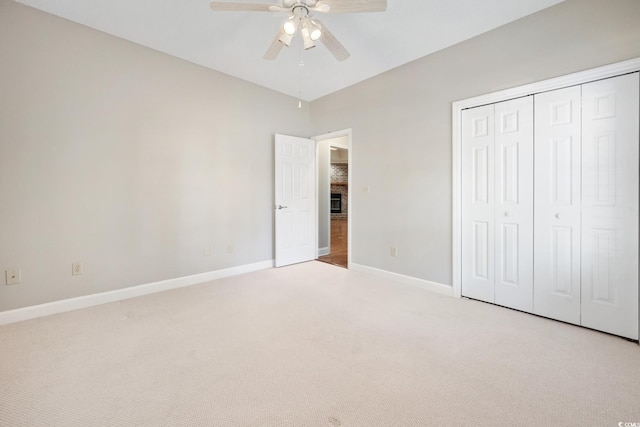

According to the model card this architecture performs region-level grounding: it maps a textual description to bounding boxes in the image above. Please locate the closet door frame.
[453,57,640,302]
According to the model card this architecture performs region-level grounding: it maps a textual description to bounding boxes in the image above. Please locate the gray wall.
[0,1,309,311]
[310,0,640,286]
[3,0,640,312]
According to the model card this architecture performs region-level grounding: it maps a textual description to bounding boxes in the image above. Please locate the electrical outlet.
[390,247,398,257]
[5,269,21,285]
[72,262,83,276]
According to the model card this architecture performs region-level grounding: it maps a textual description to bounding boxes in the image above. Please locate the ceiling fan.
[210,0,387,61]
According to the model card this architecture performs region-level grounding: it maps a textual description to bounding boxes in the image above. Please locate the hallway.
[318,219,347,268]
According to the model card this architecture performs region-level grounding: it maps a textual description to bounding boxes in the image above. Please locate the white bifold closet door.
[533,86,583,325]
[580,73,639,339]
[535,73,639,339]
[462,96,534,312]
[462,104,495,303]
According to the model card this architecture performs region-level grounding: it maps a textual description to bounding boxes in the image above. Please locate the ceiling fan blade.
[315,0,386,14]
[268,5,290,12]
[309,3,331,13]
[315,20,350,61]
[263,31,284,60]
[210,2,274,12]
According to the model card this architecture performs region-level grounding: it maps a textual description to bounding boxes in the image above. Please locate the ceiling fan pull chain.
[298,40,304,108]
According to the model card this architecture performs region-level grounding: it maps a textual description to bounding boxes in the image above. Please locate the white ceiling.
[15,0,564,101]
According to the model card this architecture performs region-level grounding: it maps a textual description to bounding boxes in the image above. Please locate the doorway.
[314,130,351,268]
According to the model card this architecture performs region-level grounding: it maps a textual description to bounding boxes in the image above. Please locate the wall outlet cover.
[72,262,83,275]
[6,269,21,285]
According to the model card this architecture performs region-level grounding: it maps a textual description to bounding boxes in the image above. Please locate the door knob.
[555,213,561,219]
[276,205,288,210]
[504,211,511,217]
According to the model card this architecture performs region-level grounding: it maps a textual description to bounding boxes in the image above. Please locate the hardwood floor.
[318,218,348,268]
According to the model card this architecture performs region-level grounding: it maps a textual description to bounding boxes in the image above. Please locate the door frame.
[452,57,640,299]
[320,138,349,259]
[313,129,352,268]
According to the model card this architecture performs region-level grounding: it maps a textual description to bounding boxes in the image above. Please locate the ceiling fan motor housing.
[284,0,318,8]
[292,5,309,16]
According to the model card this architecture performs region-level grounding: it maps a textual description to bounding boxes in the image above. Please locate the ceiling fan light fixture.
[278,31,293,46]
[283,16,297,35]
[301,26,315,50]
[308,19,322,41]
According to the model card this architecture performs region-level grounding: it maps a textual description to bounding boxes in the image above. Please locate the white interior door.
[494,96,534,312]
[462,105,495,303]
[275,134,316,267]
[580,73,639,339]
[534,86,582,325]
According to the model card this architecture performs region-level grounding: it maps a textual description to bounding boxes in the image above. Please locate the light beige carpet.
[1,261,639,426]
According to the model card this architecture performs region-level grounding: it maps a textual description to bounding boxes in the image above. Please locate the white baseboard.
[318,247,330,256]
[0,260,274,326]
[349,263,453,297]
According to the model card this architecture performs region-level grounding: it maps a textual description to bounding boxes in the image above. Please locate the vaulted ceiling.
[15,0,564,101]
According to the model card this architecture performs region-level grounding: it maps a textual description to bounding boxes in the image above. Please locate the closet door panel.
[494,96,534,312]
[462,105,495,303]
[581,73,639,339]
[534,86,582,325]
